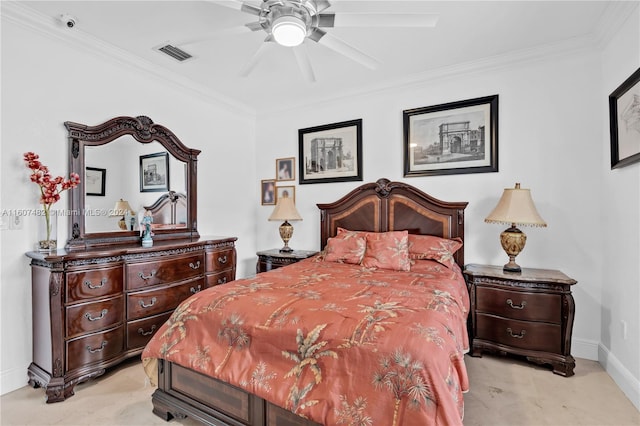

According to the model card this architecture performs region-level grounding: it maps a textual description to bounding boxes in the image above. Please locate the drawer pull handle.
[217,277,227,285]
[137,325,157,336]
[86,341,107,353]
[189,261,201,269]
[139,297,157,308]
[138,270,156,280]
[506,328,526,339]
[218,255,228,264]
[190,285,202,294]
[506,299,527,310]
[84,309,108,322]
[85,278,107,289]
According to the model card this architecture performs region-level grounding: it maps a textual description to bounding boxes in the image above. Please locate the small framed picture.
[140,152,169,192]
[609,67,640,169]
[85,167,106,196]
[299,119,363,184]
[276,185,295,203]
[261,179,276,205]
[276,157,295,181]
[403,95,499,177]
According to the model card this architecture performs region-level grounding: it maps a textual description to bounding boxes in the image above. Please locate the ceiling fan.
[173,0,439,82]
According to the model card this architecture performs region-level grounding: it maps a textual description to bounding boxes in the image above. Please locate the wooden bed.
[147,178,468,426]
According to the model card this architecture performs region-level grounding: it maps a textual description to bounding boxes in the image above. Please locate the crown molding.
[2,1,256,117]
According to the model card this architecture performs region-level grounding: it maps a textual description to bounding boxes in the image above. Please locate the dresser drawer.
[126,312,172,350]
[206,248,236,272]
[127,277,204,320]
[476,313,561,354]
[66,296,124,338]
[66,327,124,371]
[66,266,123,302]
[206,270,235,287]
[127,253,204,290]
[476,286,561,323]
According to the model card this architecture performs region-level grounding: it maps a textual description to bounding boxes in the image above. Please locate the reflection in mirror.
[84,139,187,233]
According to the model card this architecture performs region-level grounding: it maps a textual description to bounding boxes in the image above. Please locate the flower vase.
[37,210,57,252]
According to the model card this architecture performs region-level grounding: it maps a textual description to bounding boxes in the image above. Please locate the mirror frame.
[65,116,200,250]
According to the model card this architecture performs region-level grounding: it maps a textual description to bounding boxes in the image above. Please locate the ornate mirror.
[65,116,200,249]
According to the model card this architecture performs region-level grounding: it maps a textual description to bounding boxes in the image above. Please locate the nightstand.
[256,249,318,274]
[463,263,577,377]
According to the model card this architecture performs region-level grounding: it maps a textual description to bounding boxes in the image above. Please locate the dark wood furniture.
[26,237,237,403]
[464,263,577,377]
[256,249,318,273]
[150,178,468,426]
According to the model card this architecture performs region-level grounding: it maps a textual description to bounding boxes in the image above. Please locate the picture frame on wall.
[609,67,640,169]
[85,167,106,196]
[276,157,295,181]
[298,119,363,184]
[276,185,295,203]
[261,179,276,205]
[403,95,499,177]
[140,152,170,192]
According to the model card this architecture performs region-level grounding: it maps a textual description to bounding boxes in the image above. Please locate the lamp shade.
[484,183,546,227]
[268,194,302,222]
[110,199,134,217]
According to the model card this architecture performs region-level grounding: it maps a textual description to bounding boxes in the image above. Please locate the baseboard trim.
[598,343,640,412]
[572,337,599,361]
[0,363,30,395]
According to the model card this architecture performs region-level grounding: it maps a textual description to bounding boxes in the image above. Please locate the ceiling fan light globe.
[272,15,306,47]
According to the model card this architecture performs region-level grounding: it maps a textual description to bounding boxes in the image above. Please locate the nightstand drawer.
[476,287,561,323]
[476,313,561,353]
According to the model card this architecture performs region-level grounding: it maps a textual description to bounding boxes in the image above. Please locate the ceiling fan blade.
[314,0,332,13]
[310,30,379,70]
[210,0,262,16]
[292,45,316,83]
[239,41,271,77]
[245,21,265,32]
[171,26,253,46]
[318,13,439,28]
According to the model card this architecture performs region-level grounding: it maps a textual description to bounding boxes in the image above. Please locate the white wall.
[599,7,640,408]
[0,16,258,394]
[255,34,639,408]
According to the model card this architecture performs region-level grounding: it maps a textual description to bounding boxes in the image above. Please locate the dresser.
[26,236,236,403]
[463,263,577,377]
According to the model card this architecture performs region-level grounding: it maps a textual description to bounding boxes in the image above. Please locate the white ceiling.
[7,1,629,113]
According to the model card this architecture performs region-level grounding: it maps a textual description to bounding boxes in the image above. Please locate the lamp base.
[279,246,294,253]
[500,225,527,273]
[279,221,294,253]
[118,217,127,230]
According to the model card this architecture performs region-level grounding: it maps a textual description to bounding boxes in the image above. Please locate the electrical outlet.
[9,214,23,230]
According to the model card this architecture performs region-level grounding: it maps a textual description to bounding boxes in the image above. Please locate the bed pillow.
[361,230,410,271]
[324,232,366,264]
[408,234,463,269]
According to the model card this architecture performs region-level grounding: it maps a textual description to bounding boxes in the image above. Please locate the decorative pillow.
[324,233,366,264]
[361,230,410,271]
[408,234,463,269]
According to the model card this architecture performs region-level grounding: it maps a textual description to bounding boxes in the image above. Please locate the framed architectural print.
[403,95,499,177]
[276,157,295,181]
[298,119,363,184]
[609,67,640,169]
[85,167,106,196]
[261,179,276,205]
[140,152,169,192]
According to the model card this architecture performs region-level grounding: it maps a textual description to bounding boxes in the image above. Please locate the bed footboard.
[152,360,320,426]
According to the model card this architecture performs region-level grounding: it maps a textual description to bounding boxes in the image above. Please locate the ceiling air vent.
[155,44,193,62]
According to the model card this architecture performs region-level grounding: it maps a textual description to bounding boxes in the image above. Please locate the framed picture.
[140,152,169,192]
[298,119,363,184]
[403,95,499,177]
[261,179,276,205]
[276,157,295,181]
[85,167,106,196]
[276,185,295,203]
[609,67,640,169]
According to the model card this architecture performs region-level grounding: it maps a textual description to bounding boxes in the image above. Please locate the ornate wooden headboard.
[317,178,469,268]
[144,191,187,229]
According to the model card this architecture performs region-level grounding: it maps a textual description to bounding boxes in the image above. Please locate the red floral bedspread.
[142,255,470,426]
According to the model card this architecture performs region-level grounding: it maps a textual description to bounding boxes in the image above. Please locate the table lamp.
[484,183,547,273]
[268,192,302,252]
[110,199,134,230]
